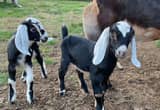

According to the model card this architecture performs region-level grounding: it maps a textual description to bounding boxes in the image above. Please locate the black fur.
[7,19,48,104]
[59,24,134,110]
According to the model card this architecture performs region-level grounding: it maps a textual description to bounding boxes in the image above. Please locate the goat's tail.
[61,25,68,39]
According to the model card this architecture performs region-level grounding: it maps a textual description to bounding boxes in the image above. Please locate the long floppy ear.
[92,27,110,65]
[15,24,30,55]
[131,36,141,68]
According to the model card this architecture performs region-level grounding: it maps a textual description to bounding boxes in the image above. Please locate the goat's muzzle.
[115,45,127,58]
[41,36,48,43]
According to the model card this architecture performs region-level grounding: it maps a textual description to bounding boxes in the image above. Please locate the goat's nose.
[41,37,48,42]
[116,45,127,58]
[118,51,126,57]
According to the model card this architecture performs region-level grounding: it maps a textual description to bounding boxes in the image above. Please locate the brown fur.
[83,0,160,42]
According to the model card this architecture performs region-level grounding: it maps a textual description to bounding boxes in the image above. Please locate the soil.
[0,41,160,110]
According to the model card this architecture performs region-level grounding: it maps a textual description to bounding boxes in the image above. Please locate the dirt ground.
[0,41,160,110]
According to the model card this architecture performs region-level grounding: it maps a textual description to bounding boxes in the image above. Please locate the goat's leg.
[34,46,47,79]
[8,62,16,104]
[21,70,26,82]
[102,79,112,92]
[59,59,70,96]
[91,74,105,110]
[76,69,89,94]
[25,62,34,104]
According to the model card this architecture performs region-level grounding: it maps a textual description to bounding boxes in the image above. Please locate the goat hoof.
[44,75,47,79]
[59,90,66,96]
[60,93,65,96]
[27,99,34,105]
[10,101,15,104]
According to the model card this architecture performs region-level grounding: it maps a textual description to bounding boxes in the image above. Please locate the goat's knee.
[21,71,26,83]
[76,70,89,94]
[25,64,34,104]
[35,53,47,78]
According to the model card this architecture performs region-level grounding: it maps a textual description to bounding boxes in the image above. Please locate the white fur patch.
[117,21,131,37]
[115,45,127,58]
[93,27,110,65]
[17,54,26,66]
[15,25,31,55]
[8,79,16,102]
[131,36,141,68]
[59,89,66,94]
[41,61,47,78]
[25,64,33,104]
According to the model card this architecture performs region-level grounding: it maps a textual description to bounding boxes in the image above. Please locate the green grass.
[0,72,8,85]
[0,0,89,85]
[156,40,160,48]
[0,31,12,41]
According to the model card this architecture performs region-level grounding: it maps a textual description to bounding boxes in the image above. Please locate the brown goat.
[83,0,160,42]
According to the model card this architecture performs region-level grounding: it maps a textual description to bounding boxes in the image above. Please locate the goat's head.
[93,21,141,68]
[24,17,48,42]
[15,17,48,55]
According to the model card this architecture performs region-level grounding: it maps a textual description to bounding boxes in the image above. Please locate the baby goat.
[7,17,48,104]
[59,21,141,110]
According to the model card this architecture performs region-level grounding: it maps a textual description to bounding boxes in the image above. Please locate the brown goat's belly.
[132,24,160,42]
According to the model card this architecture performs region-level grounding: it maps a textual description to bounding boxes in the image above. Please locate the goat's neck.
[103,46,117,64]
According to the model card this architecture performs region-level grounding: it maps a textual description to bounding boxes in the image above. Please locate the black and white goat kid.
[7,17,48,104]
[59,21,141,110]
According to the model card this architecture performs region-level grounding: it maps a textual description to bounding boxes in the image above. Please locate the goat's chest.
[17,49,35,66]
[17,54,26,66]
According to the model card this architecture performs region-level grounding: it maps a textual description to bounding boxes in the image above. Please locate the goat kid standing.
[7,17,48,104]
[59,21,141,110]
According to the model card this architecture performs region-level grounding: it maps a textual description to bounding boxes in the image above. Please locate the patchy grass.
[156,40,160,48]
[0,72,8,85]
[47,38,59,46]
[0,0,89,86]
[45,57,55,65]
[0,31,12,41]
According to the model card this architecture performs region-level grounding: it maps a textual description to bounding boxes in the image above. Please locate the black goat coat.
[61,36,117,81]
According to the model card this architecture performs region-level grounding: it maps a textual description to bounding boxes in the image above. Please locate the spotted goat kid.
[7,17,48,104]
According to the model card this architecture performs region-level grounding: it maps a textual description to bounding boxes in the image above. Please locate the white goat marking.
[117,21,131,37]
[8,78,16,102]
[41,61,47,78]
[25,64,33,104]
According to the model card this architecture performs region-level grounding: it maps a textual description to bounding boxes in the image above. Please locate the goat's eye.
[40,29,45,34]
[112,32,117,41]
[30,27,37,32]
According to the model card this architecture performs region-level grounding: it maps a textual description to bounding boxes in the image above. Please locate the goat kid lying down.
[59,21,141,110]
[7,17,48,104]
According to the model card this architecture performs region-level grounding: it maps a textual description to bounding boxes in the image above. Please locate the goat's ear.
[15,24,30,55]
[131,36,141,68]
[92,27,110,65]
